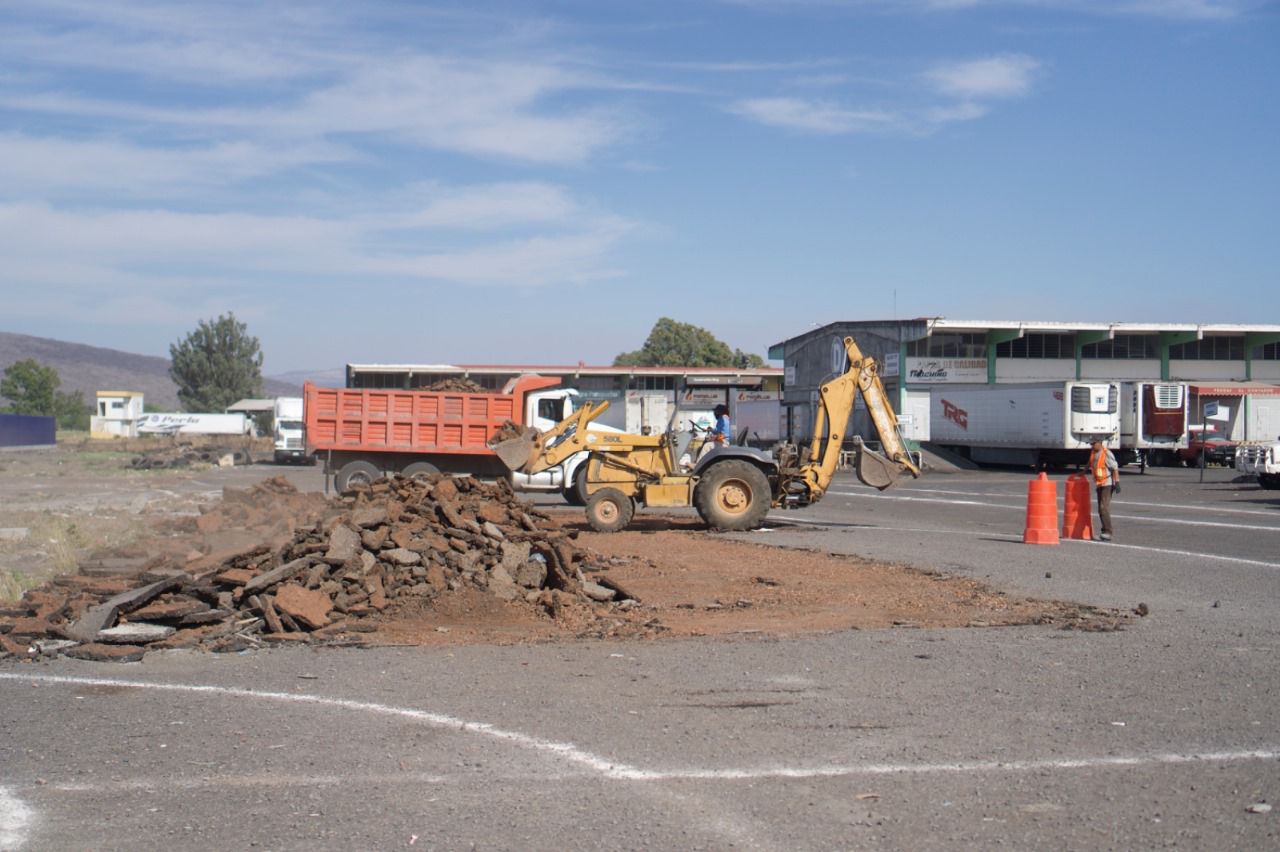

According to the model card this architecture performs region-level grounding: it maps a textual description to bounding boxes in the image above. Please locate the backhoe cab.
[490,335,920,532]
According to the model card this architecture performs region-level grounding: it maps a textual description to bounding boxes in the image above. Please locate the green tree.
[53,390,91,431]
[614,318,765,368]
[169,313,264,412]
[1,358,60,415]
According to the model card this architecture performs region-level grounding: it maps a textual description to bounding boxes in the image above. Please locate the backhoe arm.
[794,336,921,501]
[490,400,612,475]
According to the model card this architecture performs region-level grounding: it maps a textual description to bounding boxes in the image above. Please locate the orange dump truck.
[304,375,596,499]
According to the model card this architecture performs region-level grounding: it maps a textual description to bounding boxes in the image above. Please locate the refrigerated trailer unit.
[927,381,1120,468]
[1119,381,1189,467]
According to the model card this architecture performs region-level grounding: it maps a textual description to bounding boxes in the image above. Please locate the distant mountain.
[268,367,346,388]
[0,331,302,411]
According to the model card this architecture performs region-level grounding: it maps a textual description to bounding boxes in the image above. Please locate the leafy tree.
[614,318,766,368]
[1,358,60,415]
[53,390,91,431]
[169,313,264,412]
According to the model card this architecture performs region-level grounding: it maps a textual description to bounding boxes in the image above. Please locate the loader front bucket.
[489,427,541,473]
[853,442,902,491]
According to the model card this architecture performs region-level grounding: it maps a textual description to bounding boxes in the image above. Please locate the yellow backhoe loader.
[491,336,920,532]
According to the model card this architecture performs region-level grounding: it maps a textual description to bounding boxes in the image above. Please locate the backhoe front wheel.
[585,487,635,533]
[694,460,772,531]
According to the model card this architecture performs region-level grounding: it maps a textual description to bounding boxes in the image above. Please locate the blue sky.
[2,0,1276,375]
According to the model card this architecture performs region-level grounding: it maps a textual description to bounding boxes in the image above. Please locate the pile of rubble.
[420,377,487,393]
[1,474,636,663]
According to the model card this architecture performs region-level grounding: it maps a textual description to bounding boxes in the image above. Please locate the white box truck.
[1119,381,1189,468]
[928,381,1119,467]
[273,397,308,464]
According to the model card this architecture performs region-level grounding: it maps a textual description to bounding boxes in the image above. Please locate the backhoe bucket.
[490,428,541,473]
[853,444,902,491]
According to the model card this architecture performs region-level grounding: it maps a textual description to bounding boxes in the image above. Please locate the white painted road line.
[0,786,34,850]
[825,490,1280,533]
[769,516,1280,570]
[840,485,1279,519]
[1,673,1276,786]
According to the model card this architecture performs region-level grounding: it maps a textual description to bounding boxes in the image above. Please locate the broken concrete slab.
[325,524,362,562]
[273,583,333,629]
[65,643,146,663]
[241,557,313,595]
[62,574,188,642]
[98,623,177,644]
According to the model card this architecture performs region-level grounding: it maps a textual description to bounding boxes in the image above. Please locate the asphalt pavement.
[2,462,1277,850]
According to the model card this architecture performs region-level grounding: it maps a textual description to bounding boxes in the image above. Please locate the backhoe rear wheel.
[694,459,771,531]
[585,487,635,533]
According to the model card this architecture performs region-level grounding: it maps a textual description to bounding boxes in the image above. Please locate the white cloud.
[719,0,1252,18]
[0,133,353,197]
[730,97,899,134]
[924,54,1040,100]
[0,189,633,319]
[398,183,581,230]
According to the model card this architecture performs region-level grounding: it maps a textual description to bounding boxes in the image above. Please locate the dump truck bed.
[304,376,560,456]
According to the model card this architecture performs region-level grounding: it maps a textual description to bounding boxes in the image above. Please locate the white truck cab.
[511,387,621,502]
[1236,436,1280,490]
[273,397,307,464]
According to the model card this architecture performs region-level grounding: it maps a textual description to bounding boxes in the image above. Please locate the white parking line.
[1,673,1276,787]
[768,516,1280,570]
[0,786,34,850]
[837,485,1279,519]
[825,490,1280,533]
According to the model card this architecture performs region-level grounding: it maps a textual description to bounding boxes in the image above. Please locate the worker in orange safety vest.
[1089,439,1120,541]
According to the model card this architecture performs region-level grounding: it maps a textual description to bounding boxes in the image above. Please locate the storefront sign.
[905,357,987,384]
[681,388,727,405]
[735,390,780,402]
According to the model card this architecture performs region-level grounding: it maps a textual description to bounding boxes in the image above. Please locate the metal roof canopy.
[346,363,781,378]
[226,398,277,413]
[771,319,1280,350]
[1190,382,1280,397]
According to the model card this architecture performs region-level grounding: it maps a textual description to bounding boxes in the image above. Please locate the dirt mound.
[0,474,646,661]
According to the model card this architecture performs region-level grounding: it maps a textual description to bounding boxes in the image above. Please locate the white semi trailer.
[927,381,1120,468]
[1119,381,1189,468]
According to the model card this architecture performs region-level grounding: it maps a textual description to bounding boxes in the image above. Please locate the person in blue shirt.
[697,404,732,462]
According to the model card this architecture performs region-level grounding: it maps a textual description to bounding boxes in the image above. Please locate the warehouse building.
[770,320,1280,447]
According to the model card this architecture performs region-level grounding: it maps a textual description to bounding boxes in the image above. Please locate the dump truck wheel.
[335,460,381,492]
[585,488,634,533]
[564,463,590,506]
[402,461,440,481]
[695,460,771,531]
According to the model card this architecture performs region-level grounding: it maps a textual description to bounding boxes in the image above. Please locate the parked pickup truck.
[1236,438,1280,490]
[1176,428,1237,468]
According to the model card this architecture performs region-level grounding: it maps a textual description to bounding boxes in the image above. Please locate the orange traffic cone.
[1023,472,1060,545]
[1061,473,1094,540]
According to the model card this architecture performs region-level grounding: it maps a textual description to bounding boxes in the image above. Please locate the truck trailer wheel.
[564,463,590,506]
[402,461,441,481]
[694,459,771,531]
[1259,474,1280,491]
[335,460,381,493]
[585,488,634,533]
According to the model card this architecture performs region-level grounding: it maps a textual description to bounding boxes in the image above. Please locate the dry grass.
[0,512,145,604]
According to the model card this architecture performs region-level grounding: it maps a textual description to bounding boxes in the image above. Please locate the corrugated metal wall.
[0,413,56,447]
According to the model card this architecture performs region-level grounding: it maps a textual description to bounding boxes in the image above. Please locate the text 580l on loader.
[491,336,921,532]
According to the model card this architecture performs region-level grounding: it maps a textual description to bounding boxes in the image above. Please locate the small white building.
[90,391,145,439]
